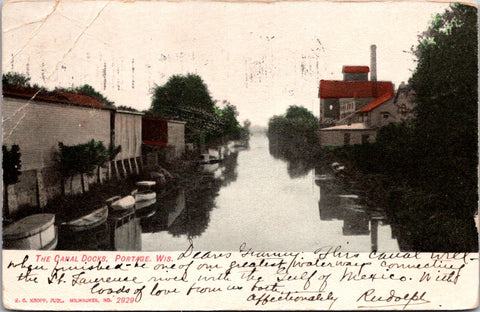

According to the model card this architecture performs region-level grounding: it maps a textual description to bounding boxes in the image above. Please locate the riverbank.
[322,144,478,252]
[6,152,221,226]
[267,131,478,252]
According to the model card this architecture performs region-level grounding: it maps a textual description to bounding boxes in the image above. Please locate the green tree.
[2,145,22,218]
[267,105,319,169]
[151,74,240,146]
[58,140,120,194]
[151,74,216,114]
[240,119,252,141]
[2,72,31,87]
[409,3,478,215]
[354,3,479,251]
[60,84,114,106]
[285,105,317,121]
[116,105,139,112]
[219,101,242,140]
[269,105,318,143]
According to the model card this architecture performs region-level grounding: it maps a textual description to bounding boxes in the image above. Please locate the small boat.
[199,154,220,164]
[135,181,156,202]
[61,206,108,232]
[3,214,58,250]
[135,199,157,218]
[315,174,335,184]
[200,162,220,173]
[233,140,249,149]
[331,162,346,172]
[107,195,136,211]
[337,194,359,199]
[136,198,157,210]
[136,181,156,187]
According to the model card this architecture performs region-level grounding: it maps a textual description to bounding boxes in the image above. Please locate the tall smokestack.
[370,44,377,96]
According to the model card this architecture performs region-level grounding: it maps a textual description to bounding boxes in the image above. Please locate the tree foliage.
[150,74,244,145]
[218,101,242,140]
[2,144,22,218]
[240,119,252,141]
[2,72,31,87]
[408,3,477,210]
[116,105,139,112]
[268,105,318,143]
[58,140,121,193]
[152,74,216,113]
[2,145,22,186]
[333,4,479,251]
[267,106,319,176]
[71,84,115,106]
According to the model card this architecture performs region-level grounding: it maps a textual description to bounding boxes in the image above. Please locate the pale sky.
[2,0,453,125]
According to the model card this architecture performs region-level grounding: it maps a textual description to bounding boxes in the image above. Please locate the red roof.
[319,80,394,99]
[2,84,110,109]
[356,93,393,113]
[343,66,370,73]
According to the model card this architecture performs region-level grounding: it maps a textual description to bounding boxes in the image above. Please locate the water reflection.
[269,137,311,178]
[317,173,397,252]
[59,135,399,252]
[141,150,240,240]
[110,213,141,251]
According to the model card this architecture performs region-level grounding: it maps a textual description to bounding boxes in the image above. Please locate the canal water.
[139,133,399,252]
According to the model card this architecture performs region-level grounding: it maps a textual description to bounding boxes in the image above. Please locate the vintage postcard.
[1,0,478,310]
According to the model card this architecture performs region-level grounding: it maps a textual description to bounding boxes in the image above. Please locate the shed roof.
[116,109,144,116]
[320,123,373,131]
[3,84,112,109]
[356,93,393,113]
[319,80,394,99]
[343,66,370,73]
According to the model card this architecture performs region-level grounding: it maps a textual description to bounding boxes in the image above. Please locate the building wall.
[3,97,111,171]
[339,98,356,119]
[355,98,375,111]
[321,98,340,120]
[2,97,111,214]
[114,111,142,160]
[366,99,399,128]
[393,87,416,121]
[343,72,368,81]
[319,129,377,147]
[337,98,375,124]
[167,121,186,158]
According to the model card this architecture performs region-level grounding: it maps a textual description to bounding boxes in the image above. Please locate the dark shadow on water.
[317,175,396,252]
[57,148,241,250]
[141,150,240,239]
[268,136,314,178]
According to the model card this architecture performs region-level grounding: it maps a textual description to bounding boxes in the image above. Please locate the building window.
[398,104,408,116]
[382,112,390,119]
[359,112,368,122]
[344,133,351,145]
[362,134,369,144]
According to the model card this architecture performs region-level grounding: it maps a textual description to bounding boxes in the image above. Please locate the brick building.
[318,45,414,147]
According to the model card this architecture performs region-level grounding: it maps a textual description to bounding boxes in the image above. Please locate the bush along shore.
[329,141,478,252]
